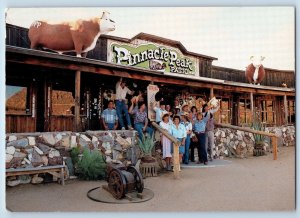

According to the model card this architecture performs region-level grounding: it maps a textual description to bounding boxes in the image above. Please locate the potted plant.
[137,133,156,163]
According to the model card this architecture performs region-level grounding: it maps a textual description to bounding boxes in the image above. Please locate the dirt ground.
[6,146,295,212]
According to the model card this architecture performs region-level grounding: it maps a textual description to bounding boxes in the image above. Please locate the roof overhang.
[6,46,295,97]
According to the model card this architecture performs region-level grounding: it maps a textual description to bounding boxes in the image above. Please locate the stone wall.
[6,125,295,186]
[213,125,295,158]
[6,130,138,186]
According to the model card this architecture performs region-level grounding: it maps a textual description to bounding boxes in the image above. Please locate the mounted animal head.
[100,11,116,34]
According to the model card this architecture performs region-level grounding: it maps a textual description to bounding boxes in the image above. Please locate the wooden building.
[5,24,295,133]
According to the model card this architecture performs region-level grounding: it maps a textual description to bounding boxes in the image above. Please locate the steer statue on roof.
[245,56,266,85]
[28,11,115,57]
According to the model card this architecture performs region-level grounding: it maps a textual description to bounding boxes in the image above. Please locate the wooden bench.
[6,165,66,186]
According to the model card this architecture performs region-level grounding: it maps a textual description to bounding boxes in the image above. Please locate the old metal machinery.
[105,163,144,199]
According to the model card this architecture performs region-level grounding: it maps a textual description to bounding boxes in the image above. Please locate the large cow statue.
[245,56,266,85]
[28,11,115,57]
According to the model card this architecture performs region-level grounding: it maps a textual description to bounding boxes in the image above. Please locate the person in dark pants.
[193,112,209,165]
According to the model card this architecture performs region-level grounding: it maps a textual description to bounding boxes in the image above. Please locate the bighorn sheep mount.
[245,56,266,85]
[28,11,116,57]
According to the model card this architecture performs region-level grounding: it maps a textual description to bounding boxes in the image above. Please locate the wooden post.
[173,143,180,179]
[74,70,81,132]
[283,95,288,125]
[271,136,278,160]
[210,87,214,99]
[250,92,254,114]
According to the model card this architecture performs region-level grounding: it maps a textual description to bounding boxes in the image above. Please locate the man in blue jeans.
[115,77,134,130]
[129,99,153,141]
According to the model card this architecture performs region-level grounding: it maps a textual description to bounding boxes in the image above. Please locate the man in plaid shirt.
[101,101,118,130]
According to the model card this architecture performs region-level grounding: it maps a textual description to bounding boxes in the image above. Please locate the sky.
[5,7,295,71]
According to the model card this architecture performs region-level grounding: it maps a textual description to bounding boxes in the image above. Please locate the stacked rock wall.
[6,130,139,186]
[213,125,295,158]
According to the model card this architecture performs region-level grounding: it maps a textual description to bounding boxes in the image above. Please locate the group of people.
[154,100,219,171]
[101,77,220,171]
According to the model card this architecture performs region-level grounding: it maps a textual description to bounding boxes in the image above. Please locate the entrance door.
[88,87,102,130]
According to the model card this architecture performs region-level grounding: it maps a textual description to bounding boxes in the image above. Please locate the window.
[239,99,252,125]
[6,85,30,114]
[214,97,231,124]
[288,100,295,124]
[51,90,75,115]
[260,100,275,124]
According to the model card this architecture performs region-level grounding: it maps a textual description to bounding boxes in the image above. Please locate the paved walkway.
[6,146,295,212]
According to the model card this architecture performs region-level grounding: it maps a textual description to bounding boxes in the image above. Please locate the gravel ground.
[6,146,295,212]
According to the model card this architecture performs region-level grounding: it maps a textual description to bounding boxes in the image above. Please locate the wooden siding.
[49,116,74,132]
[6,115,36,133]
[210,66,295,88]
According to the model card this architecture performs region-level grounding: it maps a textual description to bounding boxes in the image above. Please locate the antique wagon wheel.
[127,166,144,193]
[108,169,127,199]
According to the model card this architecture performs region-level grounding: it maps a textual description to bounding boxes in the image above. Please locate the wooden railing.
[151,122,181,178]
[215,123,278,160]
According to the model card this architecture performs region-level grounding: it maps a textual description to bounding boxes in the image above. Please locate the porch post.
[283,94,288,124]
[210,87,214,99]
[74,70,81,131]
[250,92,254,114]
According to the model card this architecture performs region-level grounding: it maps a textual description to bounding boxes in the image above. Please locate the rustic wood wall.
[209,66,295,88]
[6,115,36,133]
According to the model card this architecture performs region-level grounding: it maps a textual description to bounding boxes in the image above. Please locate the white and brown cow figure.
[245,56,266,85]
[28,11,115,57]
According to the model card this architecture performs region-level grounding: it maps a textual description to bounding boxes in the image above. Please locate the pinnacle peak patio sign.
[107,41,198,76]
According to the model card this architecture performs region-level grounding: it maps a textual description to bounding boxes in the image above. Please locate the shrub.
[77,148,106,180]
[70,146,80,166]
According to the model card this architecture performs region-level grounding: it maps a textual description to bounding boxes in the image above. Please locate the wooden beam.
[74,70,81,132]
[283,95,288,125]
[215,122,277,137]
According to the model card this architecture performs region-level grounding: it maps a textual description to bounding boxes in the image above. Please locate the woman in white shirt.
[159,113,173,171]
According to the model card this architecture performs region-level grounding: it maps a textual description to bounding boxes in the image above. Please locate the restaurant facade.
[5,24,295,133]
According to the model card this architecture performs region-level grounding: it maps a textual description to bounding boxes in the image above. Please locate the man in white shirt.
[115,77,134,130]
[152,101,167,124]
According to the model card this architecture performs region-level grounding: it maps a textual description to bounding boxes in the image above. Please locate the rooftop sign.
[107,40,199,76]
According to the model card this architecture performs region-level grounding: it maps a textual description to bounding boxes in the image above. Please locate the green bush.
[70,146,80,166]
[137,133,156,156]
[77,148,106,180]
